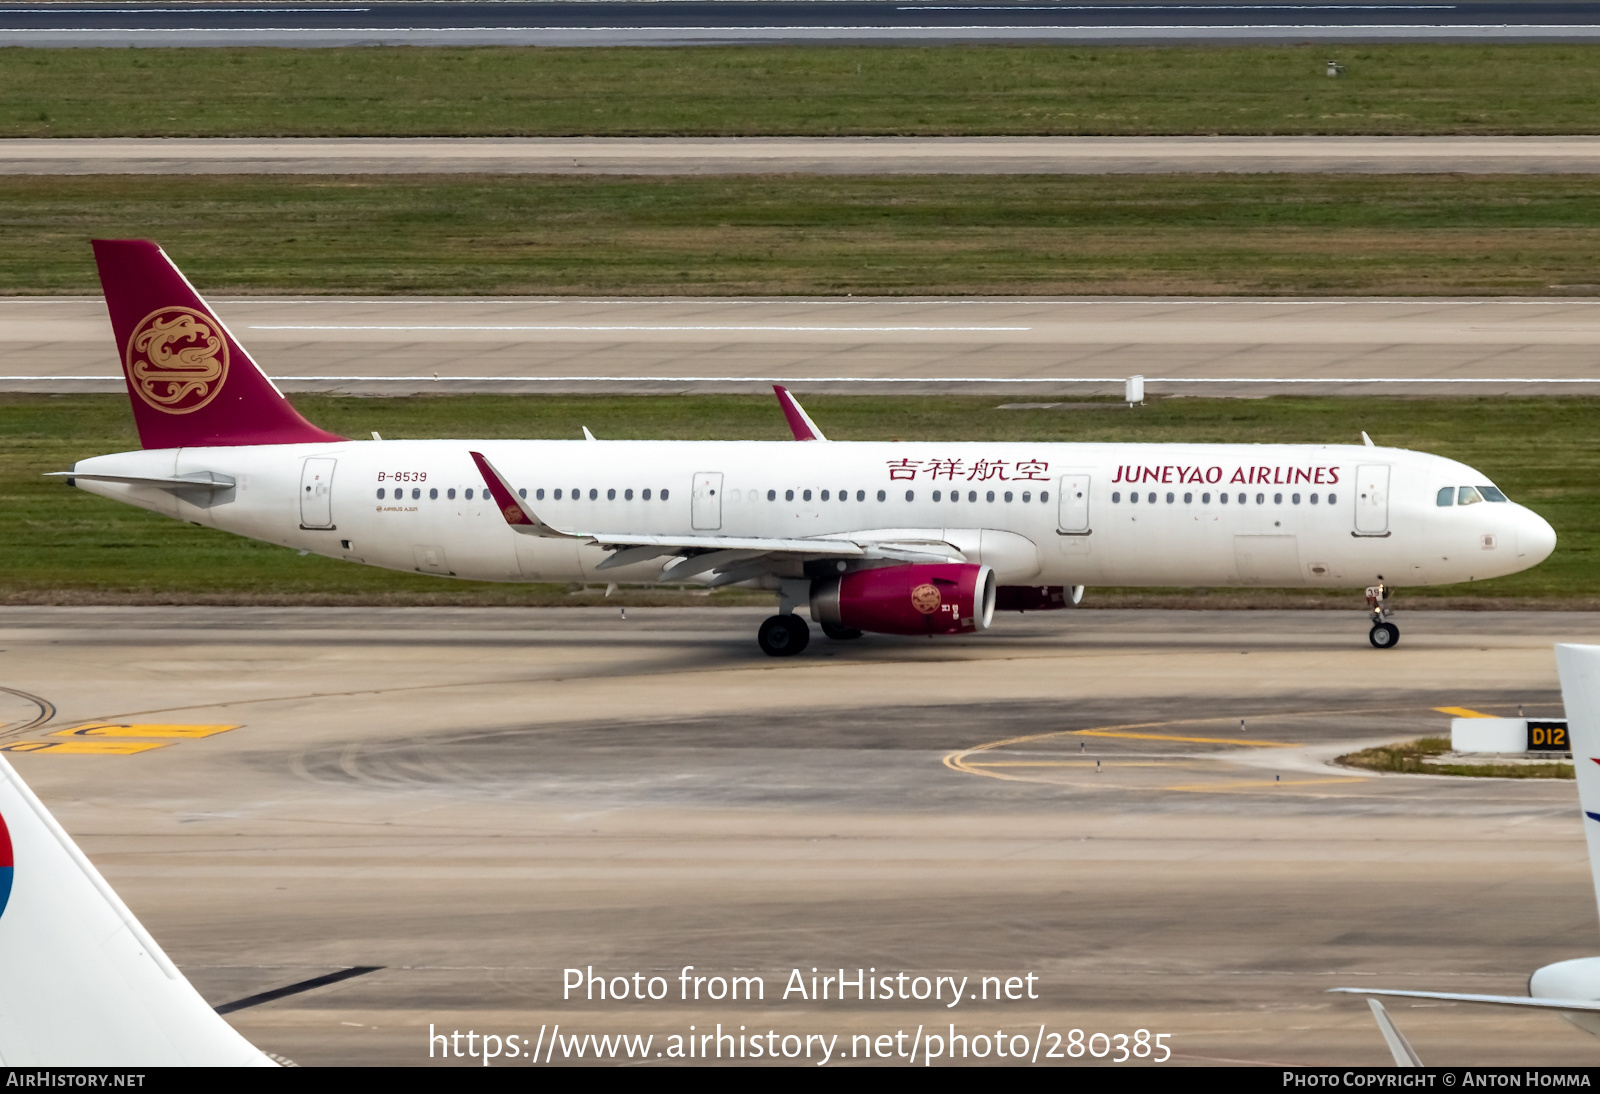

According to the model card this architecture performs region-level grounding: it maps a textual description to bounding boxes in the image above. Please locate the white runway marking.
[248,324,1034,333]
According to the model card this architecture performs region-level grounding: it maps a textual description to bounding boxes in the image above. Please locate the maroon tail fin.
[92,240,344,449]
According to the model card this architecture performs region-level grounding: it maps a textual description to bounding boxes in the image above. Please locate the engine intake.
[811,563,997,636]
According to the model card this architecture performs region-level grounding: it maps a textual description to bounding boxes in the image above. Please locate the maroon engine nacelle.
[811,563,997,636]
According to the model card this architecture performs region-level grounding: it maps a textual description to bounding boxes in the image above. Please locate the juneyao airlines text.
[564,967,1040,1008]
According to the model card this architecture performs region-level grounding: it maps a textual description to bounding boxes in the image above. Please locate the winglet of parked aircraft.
[0,752,275,1065]
[1331,642,1600,1063]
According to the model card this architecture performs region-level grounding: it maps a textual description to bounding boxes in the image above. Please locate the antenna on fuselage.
[582,427,597,441]
[1361,431,1376,447]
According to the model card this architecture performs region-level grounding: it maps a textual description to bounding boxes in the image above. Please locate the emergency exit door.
[300,457,336,529]
[1354,464,1390,535]
[691,472,723,530]
[1056,473,1091,534]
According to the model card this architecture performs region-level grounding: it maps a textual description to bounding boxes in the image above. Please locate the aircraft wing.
[469,451,963,580]
[1330,987,1600,1011]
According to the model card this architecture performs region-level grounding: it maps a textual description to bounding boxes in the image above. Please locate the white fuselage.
[72,439,1556,591]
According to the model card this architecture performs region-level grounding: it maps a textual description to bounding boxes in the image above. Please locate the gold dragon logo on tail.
[124,306,230,415]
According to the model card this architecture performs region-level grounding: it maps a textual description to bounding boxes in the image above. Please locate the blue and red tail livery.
[0,808,11,921]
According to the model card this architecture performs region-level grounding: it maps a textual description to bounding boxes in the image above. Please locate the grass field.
[3,392,1594,606]
[5,45,1600,137]
[7,173,1600,296]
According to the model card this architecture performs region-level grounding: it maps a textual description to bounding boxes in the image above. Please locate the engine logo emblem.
[124,306,230,415]
[910,583,942,614]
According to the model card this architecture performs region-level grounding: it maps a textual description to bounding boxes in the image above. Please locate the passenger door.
[1056,473,1091,535]
[691,472,723,531]
[1354,464,1391,535]
[299,457,336,529]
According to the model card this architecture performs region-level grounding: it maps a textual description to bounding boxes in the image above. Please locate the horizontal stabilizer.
[49,470,235,493]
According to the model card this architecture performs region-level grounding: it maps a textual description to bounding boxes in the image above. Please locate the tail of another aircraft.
[91,239,343,450]
[0,753,274,1065]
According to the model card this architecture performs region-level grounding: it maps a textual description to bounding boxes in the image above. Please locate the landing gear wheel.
[821,622,863,641]
[1369,621,1400,649]
[758,614,811,657]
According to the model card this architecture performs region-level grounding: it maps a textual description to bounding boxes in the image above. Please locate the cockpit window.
[1436,487,1454,507]
[1458,486,1484,506]
[1480,485,1508,502]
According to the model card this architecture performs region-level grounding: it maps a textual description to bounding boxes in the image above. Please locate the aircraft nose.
[1517,506,1557,565]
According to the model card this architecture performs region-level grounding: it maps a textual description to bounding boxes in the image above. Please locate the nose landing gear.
[1366,583,1400,649]
[758,614,811,657]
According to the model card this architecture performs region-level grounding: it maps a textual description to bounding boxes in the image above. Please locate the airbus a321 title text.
[565,967,1037,1008]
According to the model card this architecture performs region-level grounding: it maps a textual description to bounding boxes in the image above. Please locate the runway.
[10,295,1600,396]
[11,136,1600,176]
[4,0,1600,46]
[2,606,1596,1065]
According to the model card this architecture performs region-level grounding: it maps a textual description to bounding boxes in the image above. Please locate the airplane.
[1331,642,1600,1065]
[59,240,1558,657]
[0,751,276,1065]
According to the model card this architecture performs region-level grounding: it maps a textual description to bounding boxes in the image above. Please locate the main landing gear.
[758,614,811,657]
[1366,582,1400,649]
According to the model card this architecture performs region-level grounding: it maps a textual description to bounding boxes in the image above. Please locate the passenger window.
[1291,493,1300,505]
[1183,492,1192,503]
[951,492,960,504]
[517,488,526,499]
[1255,493,1264,505]
[661,489,669,500]
[589,488,599,500]
[1022,491,1031,502]
[933,490,943,501]
[1273,493,1282,504]
[1146,492,1155,504]
[1237,493,1247,504]
[449,488,458,500]
[607,488,616,500]
[1130,491,1139,504]
[1310,493,1319,504]
[1004,491,1014,502]
[376,487,385,499]
[1436,487,1454,507]
[553,489,561,500]
[1327,493,1337,504]
[767,489,776,501]
[803,489,813,501]
[1040,491,1049,503]
[429,488,438,500]
[643,488,651,500]
[624,488,633,500]
[786,489,794,501]
[1202,492,1210,503]
[1166,492,1174,503]
[856,490,865,502]
[821,490,830,501]
[413,488,422,500]
[1112,491,1121,503]
[466,488,475,500]
[1220,493,1228,504]
[968,491,977,502]
[1481,485,1508,502]
[1458,486,1484,506]
[904,490,914,501]
[876,490,885,502]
